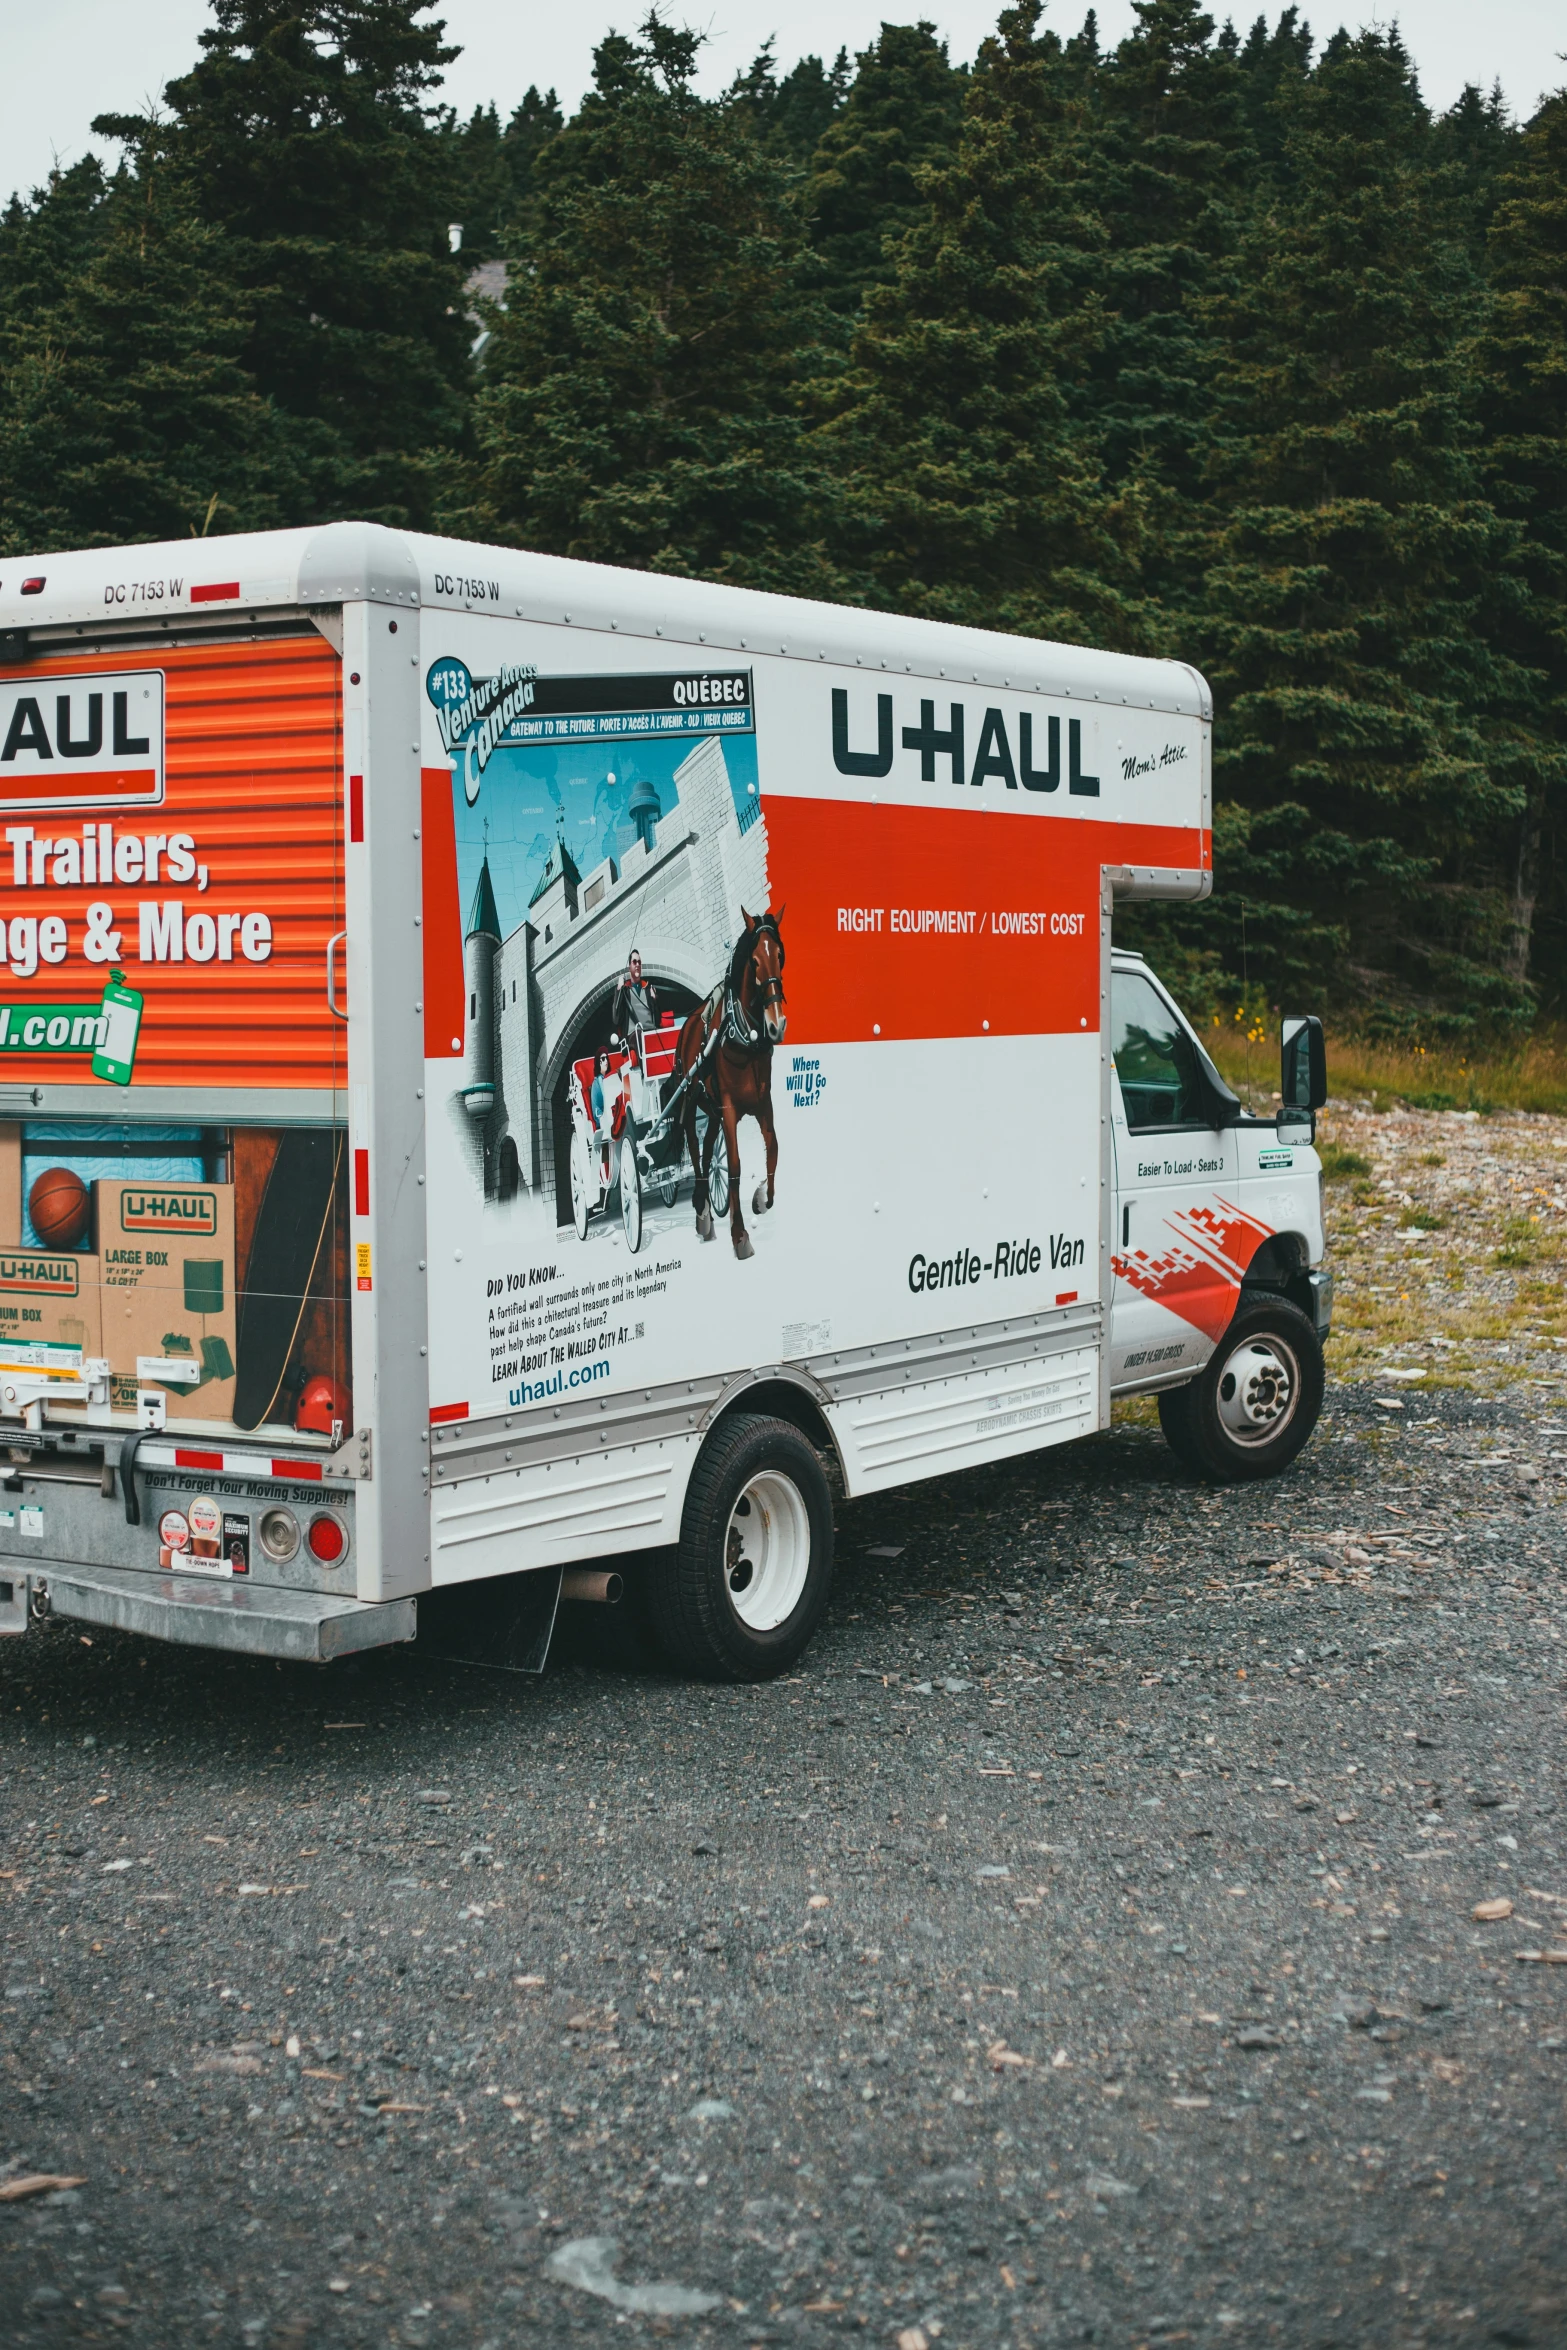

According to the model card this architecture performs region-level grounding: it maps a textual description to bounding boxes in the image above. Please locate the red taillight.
[307,1513,346,1563]
[20,577,44,595]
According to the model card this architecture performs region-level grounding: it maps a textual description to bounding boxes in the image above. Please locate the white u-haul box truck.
[0,525,1329,1678]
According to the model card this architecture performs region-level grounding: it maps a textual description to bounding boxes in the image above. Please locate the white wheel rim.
[571,1141,590,1235]
[724,1469,811,1631]
[1215,1335,1299,1444]
[622,1145,641,1250]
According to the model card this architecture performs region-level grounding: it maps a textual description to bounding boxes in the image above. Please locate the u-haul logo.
[0,1253,80,1297]
[120,1188,217,1235]
[0,670,164,812]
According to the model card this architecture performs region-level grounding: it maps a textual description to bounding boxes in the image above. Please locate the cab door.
[1108,967,1264,1388]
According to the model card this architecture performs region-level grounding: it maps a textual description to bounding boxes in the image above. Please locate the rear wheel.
[570,1133,592,1240]
[1158,1295,1323,1482]
[648,1413,834,1680]
[619,1127,643,1254]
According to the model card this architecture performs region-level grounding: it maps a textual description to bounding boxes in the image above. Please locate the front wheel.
[1158,1295,1324,1482]
[698,1105,730,1219]
[647,1413,834,1679]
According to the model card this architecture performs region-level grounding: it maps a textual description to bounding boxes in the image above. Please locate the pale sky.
[4,0,1562,207]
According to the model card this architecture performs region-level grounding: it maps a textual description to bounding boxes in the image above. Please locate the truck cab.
[1108,951,1331,1478]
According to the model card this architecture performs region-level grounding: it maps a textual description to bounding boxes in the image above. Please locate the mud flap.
[416,1566,563,1675]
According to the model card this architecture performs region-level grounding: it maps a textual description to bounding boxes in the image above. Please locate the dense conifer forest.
[1,0,1562,1030]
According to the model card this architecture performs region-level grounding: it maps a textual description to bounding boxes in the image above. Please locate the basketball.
[29,1166,90,1250]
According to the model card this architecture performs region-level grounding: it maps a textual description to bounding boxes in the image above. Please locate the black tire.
[1160,1294,1324,1482]
[1156,1379,1206,1473]
[648,1413,834,1680]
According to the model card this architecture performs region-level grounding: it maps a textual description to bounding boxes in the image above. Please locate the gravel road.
[4,1156,1566,2350]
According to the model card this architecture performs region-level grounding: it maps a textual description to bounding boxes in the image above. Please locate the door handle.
[1121,1201,1133,1248]
[326,930,348,1022]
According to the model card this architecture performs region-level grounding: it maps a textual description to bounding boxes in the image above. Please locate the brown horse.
[675,908,786,1261]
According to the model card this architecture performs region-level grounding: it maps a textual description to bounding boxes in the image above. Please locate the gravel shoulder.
[3,1107,1564,2350]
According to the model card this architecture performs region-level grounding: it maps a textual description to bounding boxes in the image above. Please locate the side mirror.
[1281,1016,1327,1113]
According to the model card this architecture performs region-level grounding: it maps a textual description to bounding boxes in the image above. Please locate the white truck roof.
[0,521,1211,721]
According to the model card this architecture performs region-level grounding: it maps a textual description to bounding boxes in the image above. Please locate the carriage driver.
[612,949,659,1068]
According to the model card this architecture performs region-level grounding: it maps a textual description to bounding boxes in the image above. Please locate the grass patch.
[1205,1021,1567,1116]
[1492,1215,1557,1269]
[1319,1139,1373,1181]
[1112,1394,1160,1430]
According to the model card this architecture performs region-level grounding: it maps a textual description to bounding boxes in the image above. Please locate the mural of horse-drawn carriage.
[565,907,786,1259]
[566,1014,729,1255]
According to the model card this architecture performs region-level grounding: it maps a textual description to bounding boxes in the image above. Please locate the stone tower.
[462,854,500,1119]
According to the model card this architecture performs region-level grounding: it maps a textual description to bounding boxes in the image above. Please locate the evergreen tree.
[500,85,565,215]
[1234,6,1312,176]
[0,0,1555,1029]
[1432,79,1517,251]
[462,16,834,591]
[0,151,296,553]
[818,2,1148,647]
[1073,1,1256,537]
[0,158,115,360]
[772,51,853,160]
[1477,87,1567,991]
[444,104,516,259]
[727,42,849,161]
[804,21,967,314]
[440,91,564,259]
[1192,29,1533,1023]
[98,0,472,524]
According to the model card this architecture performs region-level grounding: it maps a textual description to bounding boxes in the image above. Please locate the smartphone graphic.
[92,971,143,1086]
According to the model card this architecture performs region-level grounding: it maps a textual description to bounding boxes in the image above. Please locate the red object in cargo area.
[295,1374,349,1436]
[307,1512,345,1564]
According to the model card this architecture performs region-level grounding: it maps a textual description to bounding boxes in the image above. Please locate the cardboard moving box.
[95,1180,237,1423]
[0,1247,102,1357]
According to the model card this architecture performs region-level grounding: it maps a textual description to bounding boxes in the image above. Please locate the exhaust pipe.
[560,1568,623,1606]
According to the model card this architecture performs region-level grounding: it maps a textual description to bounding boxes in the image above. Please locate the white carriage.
[566,1014,727,1252]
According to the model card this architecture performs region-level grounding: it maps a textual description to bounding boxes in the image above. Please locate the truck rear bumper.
[21,1562,414,1663]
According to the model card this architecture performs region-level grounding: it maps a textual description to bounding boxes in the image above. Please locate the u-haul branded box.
[95,1180,236,1423]
[0,1246,103,1355]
